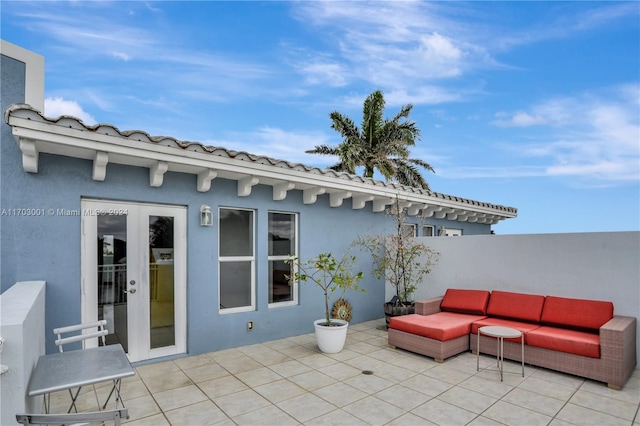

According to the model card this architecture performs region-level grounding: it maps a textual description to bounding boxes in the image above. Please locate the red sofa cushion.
[471,318,541,344]
[527,326,601,358]
[389,312,487,342]
[487,290,545,323]
[541,296,613,331]
[440,289,490,315]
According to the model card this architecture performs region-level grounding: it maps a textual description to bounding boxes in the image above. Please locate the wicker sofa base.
[388,328,468,362]
[470,316,637,389]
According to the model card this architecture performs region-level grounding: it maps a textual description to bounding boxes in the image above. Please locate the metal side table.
[476,325,524,381]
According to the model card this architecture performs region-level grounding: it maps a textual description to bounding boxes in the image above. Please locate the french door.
[81,199,187,362]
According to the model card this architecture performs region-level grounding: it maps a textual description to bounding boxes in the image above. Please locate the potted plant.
[356,198,439,326]
[285,252,365,353]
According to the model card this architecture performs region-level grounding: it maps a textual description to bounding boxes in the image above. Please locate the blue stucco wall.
[1,51,492,359]
[1,54,26,294]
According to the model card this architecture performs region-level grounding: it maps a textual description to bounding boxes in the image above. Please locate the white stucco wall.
[400,231,639,367]
[0,281,46,424]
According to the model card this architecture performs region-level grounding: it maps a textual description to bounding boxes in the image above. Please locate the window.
[268,212,297,305]
[422,225,435,237]
[401,223,416,239]
[219,208,254,312]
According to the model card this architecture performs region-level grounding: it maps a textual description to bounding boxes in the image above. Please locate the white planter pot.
[314,318,349,354]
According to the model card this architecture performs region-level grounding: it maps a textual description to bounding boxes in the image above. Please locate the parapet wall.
[0,281,46,423]
[404,231,640,368]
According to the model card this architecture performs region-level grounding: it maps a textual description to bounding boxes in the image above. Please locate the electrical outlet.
[247,321,254,331]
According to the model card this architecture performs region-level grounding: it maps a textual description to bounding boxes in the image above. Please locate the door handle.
[128,288,136,294]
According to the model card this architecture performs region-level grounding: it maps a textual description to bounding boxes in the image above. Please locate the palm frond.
[310,90,432,188]
[329,111,361,143]
[305,144,340,156]
[404,157,435,174]
[362,91,385,149]
[391,159,431,190]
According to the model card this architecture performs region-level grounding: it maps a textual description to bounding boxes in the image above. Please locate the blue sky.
[2,1,639,234]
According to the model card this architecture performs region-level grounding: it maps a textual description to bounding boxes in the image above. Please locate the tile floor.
[47,319,640,425]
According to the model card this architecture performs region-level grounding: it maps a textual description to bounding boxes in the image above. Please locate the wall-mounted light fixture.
[200,204,213,227]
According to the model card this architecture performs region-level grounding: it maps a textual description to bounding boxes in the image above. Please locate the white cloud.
[439,165,545,179]
[298,61,349,87]
[110,51,131,61]
[492,111,548,127]
[290,1,484,98]
[495,85,640,182]
[203,127,334,167]
[44,97,97,125]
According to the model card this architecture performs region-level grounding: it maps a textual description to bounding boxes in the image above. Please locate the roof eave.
[5,104,517,224]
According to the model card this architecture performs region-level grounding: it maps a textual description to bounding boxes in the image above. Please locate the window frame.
[218,207,255,314]
[422,225,435,237]
[401,223,417,239]
[268,211,298,308]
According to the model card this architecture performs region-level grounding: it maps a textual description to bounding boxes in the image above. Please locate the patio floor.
[48,319,640,425]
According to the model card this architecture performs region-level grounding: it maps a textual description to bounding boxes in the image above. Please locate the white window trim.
[218,207,255,314]
[442,228,463,237]
[268,211,298,309]
[402,223,417,238]
[422,225,435,237]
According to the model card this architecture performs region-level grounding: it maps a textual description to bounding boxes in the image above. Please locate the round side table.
[476,325,524,381]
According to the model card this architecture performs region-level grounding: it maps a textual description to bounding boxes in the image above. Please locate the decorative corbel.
[303,187,325,204]
[407,203,426,216]
[372,198,393,212]
[19,138,39,173]
[422,205,442,218]
[435,208,454,219]
[238,176,259,197]
[150,161,168,187]
[197,169,217,192]
[330,191,352,207]
[92,152,109,181]
[352,194,374,210]
[273,182,295,201]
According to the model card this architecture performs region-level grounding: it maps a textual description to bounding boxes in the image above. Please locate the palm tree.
[306,90,434,189]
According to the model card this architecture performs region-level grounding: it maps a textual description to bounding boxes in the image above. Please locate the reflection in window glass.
[268,212,297,305]
[220,261,252,309]
[219,208,254,312]
[97,214,127,350]
[149,216,175,349]
[422,225,434,237]
[220,209,253,257]
[402,223,416,239]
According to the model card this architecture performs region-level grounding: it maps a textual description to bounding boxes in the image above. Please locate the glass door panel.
[97,214,128,351]
[149,215,175,349]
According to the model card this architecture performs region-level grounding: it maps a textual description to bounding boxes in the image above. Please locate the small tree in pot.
[356,198,439,325]
[285,252,365,353]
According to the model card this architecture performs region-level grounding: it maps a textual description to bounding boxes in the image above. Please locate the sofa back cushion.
[487,290,545,323]
[440,289,490,315]
[541,296,614,331]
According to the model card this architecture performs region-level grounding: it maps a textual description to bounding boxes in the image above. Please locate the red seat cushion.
[541,296,613,331]
[527,326,601,358]
[471,318,541,343]
[440,289,490,315]
[389,312,487,342]
[487,290,545,323]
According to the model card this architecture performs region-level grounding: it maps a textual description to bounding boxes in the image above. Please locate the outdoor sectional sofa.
[388,289,637,389]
